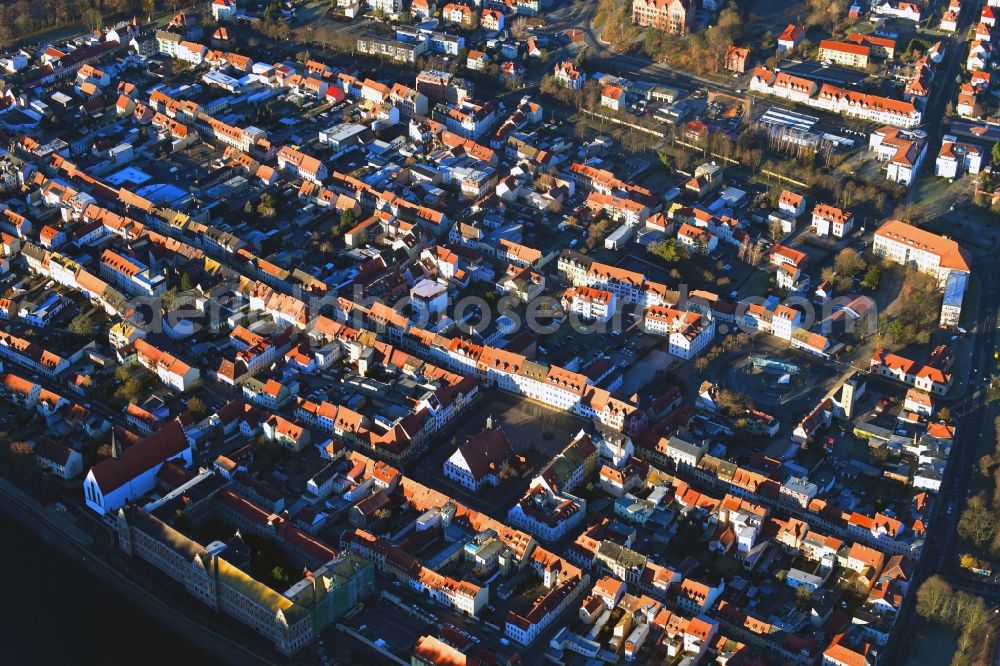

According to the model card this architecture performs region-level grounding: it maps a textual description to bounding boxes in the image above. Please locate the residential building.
[935,136,983,179]
[562,286,618,323]
[677,223,718,254]
[777,24,805,53]
[356,34,428,63]
[724,46,750,73]
[132,339,200,392]
[778,190,807,217]
[35,439,84,479]
[868,126,927,186]
[819,40,870,68]
[507,485,585,542]
[643,306,715,360]
[601,85,624,111]
[811,203,854,238]
[277,146,328,183]
[554,61,586,89]
[631,0,693,35]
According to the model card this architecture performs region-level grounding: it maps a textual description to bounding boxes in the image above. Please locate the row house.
[771,72,818,104]
[132,338,200,392]
[277,146,328,183]
[0,331,69,377]
[750,69,921,126]
[643,307,715,360]
[869,347,952,395]
[815,85,921,128]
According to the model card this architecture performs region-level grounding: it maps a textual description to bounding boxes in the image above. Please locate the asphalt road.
[905,12,977,198]
[539,0,735,96]
[883,264,999,662]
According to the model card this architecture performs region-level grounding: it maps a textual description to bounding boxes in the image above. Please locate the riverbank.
[0,510,208,664]
[0,476,276,665]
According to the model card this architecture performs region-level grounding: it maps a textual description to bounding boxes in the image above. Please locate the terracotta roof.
[89,421,188,493]
[875,219,970,272]
[455,425,515,482]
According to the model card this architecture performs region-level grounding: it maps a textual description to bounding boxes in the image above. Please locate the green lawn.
[738,268,773,299]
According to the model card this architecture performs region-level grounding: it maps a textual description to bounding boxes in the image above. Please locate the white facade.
[811,205,854,238]
[872,220,969,285]
[563,287,617,323]
[176,42,207,66]
[644,307,715,360]
[935,136,983,179]
[771,306,802,341]
[83,447,192,515]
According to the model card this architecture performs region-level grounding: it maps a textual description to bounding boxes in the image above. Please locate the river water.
[0,511,212,664]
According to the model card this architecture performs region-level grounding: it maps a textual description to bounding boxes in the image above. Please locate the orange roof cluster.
[134,338,192,378]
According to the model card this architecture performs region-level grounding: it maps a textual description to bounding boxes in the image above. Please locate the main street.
[907,15,978,197]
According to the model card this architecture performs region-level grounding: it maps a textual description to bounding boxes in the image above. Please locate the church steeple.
[111,430,121,459]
